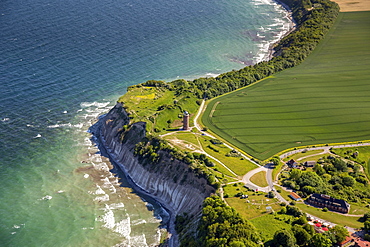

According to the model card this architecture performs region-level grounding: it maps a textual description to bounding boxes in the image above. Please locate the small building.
[307,193,350,213]
[183,111,190,130]
[304,161,316,167]
[339,236,354,247]
[289,192,302,201]
[286,159,298,168]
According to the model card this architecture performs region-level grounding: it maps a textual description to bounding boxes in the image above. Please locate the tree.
[308,234,332,247]
[293,215,308,225]
[364,219,370,232]
[286,205,303,217]
[342,176,355,187]
[313,164,325,176]
[268,191,275,198]
[303,224,315,235]
[329,225,349,243]
[273,229,296,247]
[290,169,303,180]
[292,225,311,246]
[362,212,370,221]
[332,158,348,172]
[296,171,327,192]
[270,156,280,166]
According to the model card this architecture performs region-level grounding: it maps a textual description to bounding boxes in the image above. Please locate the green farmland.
[202,12,370,160]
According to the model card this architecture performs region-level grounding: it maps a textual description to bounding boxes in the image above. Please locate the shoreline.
[89,1,297,246]
[264,0,297,61]
[90,118,179,247]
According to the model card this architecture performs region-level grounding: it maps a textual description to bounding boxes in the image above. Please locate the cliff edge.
[93,102,215,246]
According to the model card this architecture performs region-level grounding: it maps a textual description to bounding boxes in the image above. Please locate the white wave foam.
[92,162,110,173]
[129,234,148,247]
[47,122,84,129]
[38,195,52,200]
[101,177,117,193]
[205,73,220,78]
[131,219,147,226]
[80,101,110,109]
[94,194,109,202]
[91,154,102,163]
[95,185,105,195]
[116,217,131,239]
[108,203,125,209]
[84,137,93,146]
[99,204,131,238]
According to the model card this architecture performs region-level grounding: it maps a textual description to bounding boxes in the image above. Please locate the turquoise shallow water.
[0,0,292,245]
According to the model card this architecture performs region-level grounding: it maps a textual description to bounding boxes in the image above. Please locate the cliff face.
[98,102,214,226]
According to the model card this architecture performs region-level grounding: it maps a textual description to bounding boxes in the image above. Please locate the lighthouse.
[183,111,190,130]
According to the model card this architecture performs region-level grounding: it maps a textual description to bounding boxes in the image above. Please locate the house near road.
[286,159,298,168]
[307,193,350,213]
[289,192,302,201]
[304,161,316,167]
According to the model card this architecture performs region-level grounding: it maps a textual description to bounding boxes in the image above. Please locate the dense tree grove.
[281,155,370,202]
[181,196,261,247]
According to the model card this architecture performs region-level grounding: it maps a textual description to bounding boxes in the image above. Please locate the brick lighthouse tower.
[183,111,190,130]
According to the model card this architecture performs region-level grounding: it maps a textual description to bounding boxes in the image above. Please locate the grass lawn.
[295,203,362,229]
[350,204,370,216]
[275,186,293,202]
[272,162,285,182]
[283,149,325,162]
[299,154,327,163]
[163,132,201,152]
[250,171,268,187]
[224,186,282,219]
[119,87,199,135]
[197,135,257,176]
[201,12,370,160]
[251,214,294,242]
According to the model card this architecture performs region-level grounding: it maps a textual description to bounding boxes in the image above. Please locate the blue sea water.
[0,0,292,246]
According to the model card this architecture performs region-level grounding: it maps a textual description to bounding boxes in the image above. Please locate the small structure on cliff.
[183,111,190,130]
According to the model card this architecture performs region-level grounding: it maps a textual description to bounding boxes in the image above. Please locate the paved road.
[280,143,370,159]
[193,100,261,167]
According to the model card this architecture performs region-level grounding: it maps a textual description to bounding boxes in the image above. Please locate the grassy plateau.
[201,12,370,160]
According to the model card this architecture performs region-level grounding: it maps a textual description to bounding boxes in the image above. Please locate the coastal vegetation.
[180,196,261,247]
[109,0,370,245]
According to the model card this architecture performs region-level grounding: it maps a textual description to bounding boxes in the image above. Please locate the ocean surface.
[0,0,293,246]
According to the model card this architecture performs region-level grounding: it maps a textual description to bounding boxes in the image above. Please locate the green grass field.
[201,12,370,160]
[250,171,268,187]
